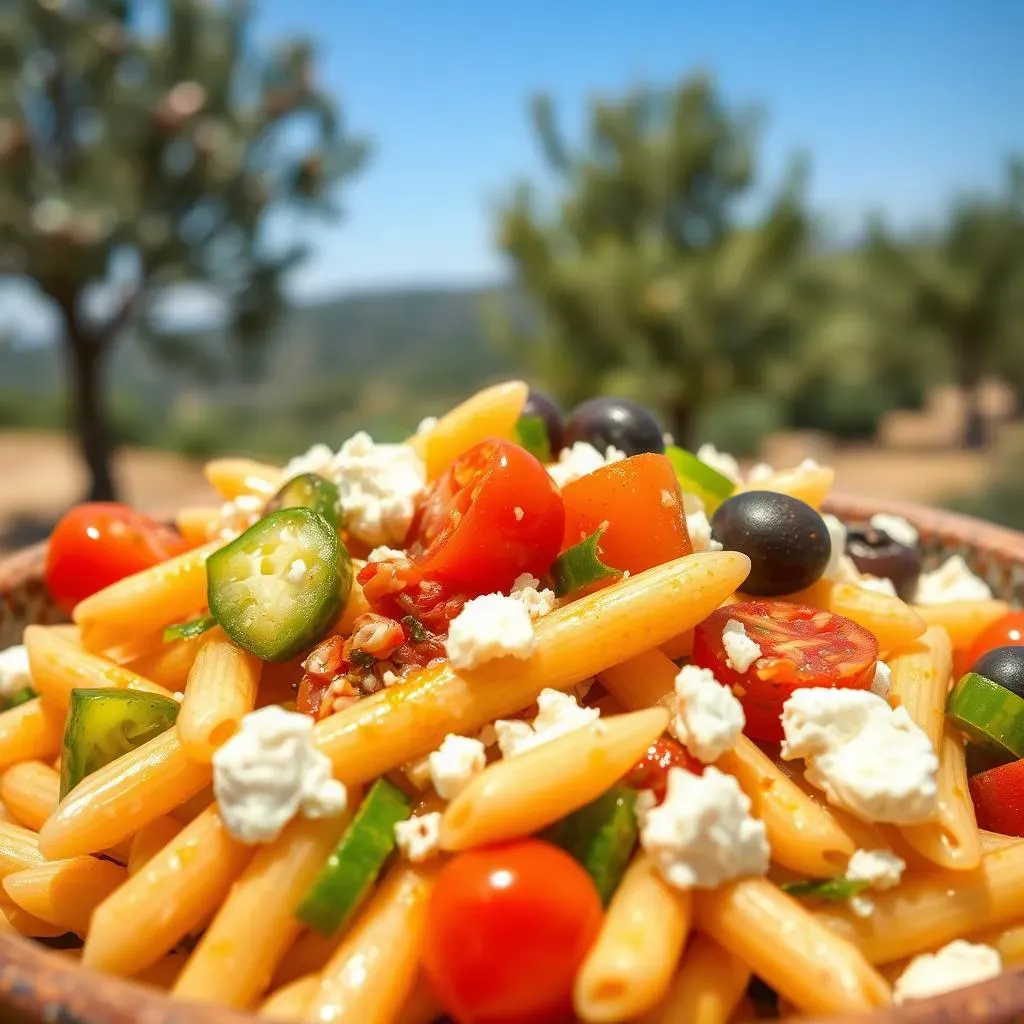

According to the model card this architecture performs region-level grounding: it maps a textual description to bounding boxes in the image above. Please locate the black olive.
[971,646,1024,701]
[845,523,922,600]
[711,491,831,596]
[563,397,665,457]
[522,390,564,453]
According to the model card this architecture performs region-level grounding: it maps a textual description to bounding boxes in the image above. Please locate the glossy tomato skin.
[692,601,879,742]
[623,736,702,802]
[560,454,691,577]
[969,759,1024,837]
[411,440,564,596]
[966,612,1024,670]
[422,840,603,1024]
[45,504,190,614]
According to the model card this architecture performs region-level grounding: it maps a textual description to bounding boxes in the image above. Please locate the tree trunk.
[956,343,987,450]
[668,394,695,449]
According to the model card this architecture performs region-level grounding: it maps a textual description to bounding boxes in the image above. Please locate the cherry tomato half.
[969,758,1024,837]
[560,454,692,576]
[966,612,1024,672]
[622,735,702,802]
[45,503,191,614]
[411,439,565,595]
[692,601,880,742]
[422,839,603,1024]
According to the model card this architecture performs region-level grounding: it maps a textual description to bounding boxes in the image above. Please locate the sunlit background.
[1,0,1022,551]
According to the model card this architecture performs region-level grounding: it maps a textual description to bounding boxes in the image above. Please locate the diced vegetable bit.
[296,777,412,937]
[665,445,736,513]
[60,687,180,799]
[969,758,1024,837]
[265,473,342,531]
[781,876,872,903]
[515,415,553,464]
[541,785,638,905]
[163,613,216,643]
[207,507,353,663]
[947,672,1024,763]
[553,529,620,597]
[402,615,428,644]
[0,687,35,712]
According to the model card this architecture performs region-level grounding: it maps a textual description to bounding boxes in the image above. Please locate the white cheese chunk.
[722,619,762,673]
[870,513,919,549]
[281,443,335,482]
[780,688,938,824]
[894,940,1001,1003]
[846,848,904,889]
[695,444,741,485]
[0,644,32,698]
[510,573,556,620]
[914,555,992,605]
[428,734,487,800]
[547,442,626,488]
[822,514,849,582]
[671,665,744,763]
[495,688,600,759]
[685,509,723,553]
[394,812,442,862]
[870,661,892,700]
[445,593,537,670]
[367,545,407,563]
[212,706,348,844]
[746,462,776,484]
[639,766,769,889]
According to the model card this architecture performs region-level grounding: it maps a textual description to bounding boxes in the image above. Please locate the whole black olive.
[711,491,831,596]
[521,390,565,453]
[971,646,1024,701]
[845,523,922,600]
[563,397,665,457]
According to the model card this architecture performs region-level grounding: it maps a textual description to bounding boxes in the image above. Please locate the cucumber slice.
[296,778,413,936]
[947,672,1024,763]
[266,473,342,531]
[541,785,638,905]
[207,507,353,662]
[60,688,180,799]
[665,445,735,513]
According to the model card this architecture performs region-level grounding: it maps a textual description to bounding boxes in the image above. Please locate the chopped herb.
[553,529,621,597]
[516,415,553,464]
[163,614,216,643]
[349,650,376,669]
[782,876,871,903]
[402,615,428,644]
[0,687,35,712]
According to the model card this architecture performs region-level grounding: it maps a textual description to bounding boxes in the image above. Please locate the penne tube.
[640,933,751,1024]
[271,930,339,989]
[695,876,890,1014]
[126,637,203,692]
[899,720,981,871]
[261,974,319,1021]
[203,457,282,499]
[84,805,252,976]
[173,810,352,1008]
[134,953,190,990]
[914,600,1011,652]
[3,856,126,936]
[972,922,1024,967]
[739,465,835,508]
[659,629,693,661]
[408,380,528,481]
[313,552,751,783]
[0,896,68,938]
[176,507,223,547]
[441,708,668,851]
[0,699,63,770]
[303,865,435,1024]
[38,729,212,860]
[177,632,262,762]
[598,648,677,712]
[888,626,952,752]
[0,821,46,878]
[979,830,1023,854]
[127,816,184,874]
[574,853,691,1022]
[0,760,59,831]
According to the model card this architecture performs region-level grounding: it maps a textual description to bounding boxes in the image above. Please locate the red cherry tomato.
[622,735,702,802]
[45,503,190,614]
[422,839,603,1024]
[969,759,1024,837]
[560,454,692,577]
[692,601,880,742]
[966,612,1024,672]
[411,439,565,595]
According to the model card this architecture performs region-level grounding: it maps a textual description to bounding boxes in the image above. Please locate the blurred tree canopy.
[0,0,368,499]
[494,74,811,442]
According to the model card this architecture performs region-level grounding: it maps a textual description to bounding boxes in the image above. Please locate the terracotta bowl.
[1,494,1023,1024]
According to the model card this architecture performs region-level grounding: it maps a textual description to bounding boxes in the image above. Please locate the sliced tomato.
[966,612,1024,670]
[622,736,702,802]
[560,454,691,577]
[410,439,564,595]
[45,503,191,614]
[692,601,880,742]
[969,759,1024,837]
[423,839,603,1024]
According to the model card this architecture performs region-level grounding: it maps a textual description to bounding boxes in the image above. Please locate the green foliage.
[945,440,1024,532]
[695,394,785,457]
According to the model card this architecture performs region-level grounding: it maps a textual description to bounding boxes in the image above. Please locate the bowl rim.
[0,492,1022,1024]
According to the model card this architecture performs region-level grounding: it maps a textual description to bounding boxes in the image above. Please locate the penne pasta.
[888,626,952,752]
[979,829,1024,854]
[0,821,45,879]
[0,760,60,831]
[0,699,63,770]
[695,876,891,1014]
[203,457,283,499]
[739,464,835,508]
[574,853,691,1023]
[0,896,68,938]
[914,600,1012,652]
[441,708,668,851]
[175,507,223,547]
[127,816,184,875]
[271,930,339,989]
[598,648,677,713]
[972,922,1024,967]
[126,636,202,692]
[260,974,319,1021]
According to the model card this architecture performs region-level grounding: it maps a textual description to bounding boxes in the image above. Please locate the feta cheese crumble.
[780,688,938,824]
[671,665,745,763]
[695,444,741,484]
[445,593,537,670]
[212,706,348,844]
[394,812,442,862]
[547,442,626,487]
[871,661,892,700]
[913,555,993,605]
[685,509,723,553]
[722,619,763,673]
[282,443,335,482]
[894,941,1001,1004]
[495,688,601,759]
[428,734,487,800]
[639,766,769,889]
[0,644,32,698]
[746,462,776,484]
[510,573,556,620]
[870,513,919,549]
[846,848,905,889]
[367,545,407,563]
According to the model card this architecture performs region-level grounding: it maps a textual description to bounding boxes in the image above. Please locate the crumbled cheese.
[639,766,769,889]
[846,848,905,889]
[513,506,524,521]
[871,661,892,700]
[894,941,1001,1004]
[914,555,992,605]
[495,688,600,758]
[284,558,308,585]
[416,415,439,435]
[212,706,348,844]
[722,619,762,673]
[671,665,745,763]
[172,691,185,703]
[0,645,32,698]
[547,442,626,487]
[695,444,741,484]
[367,545,407,563]
[216,493,265,539]
[859,574,898,597]
[428,734,487,800]
[870,513,919,549]
[445,593,537,670]
[394,812,442,862]
[822,514,849,582]
[780,688,938,824]
[510,573,556,620]
[686,509,724,553]
[746,462,776,484]
[282,442,335,482]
